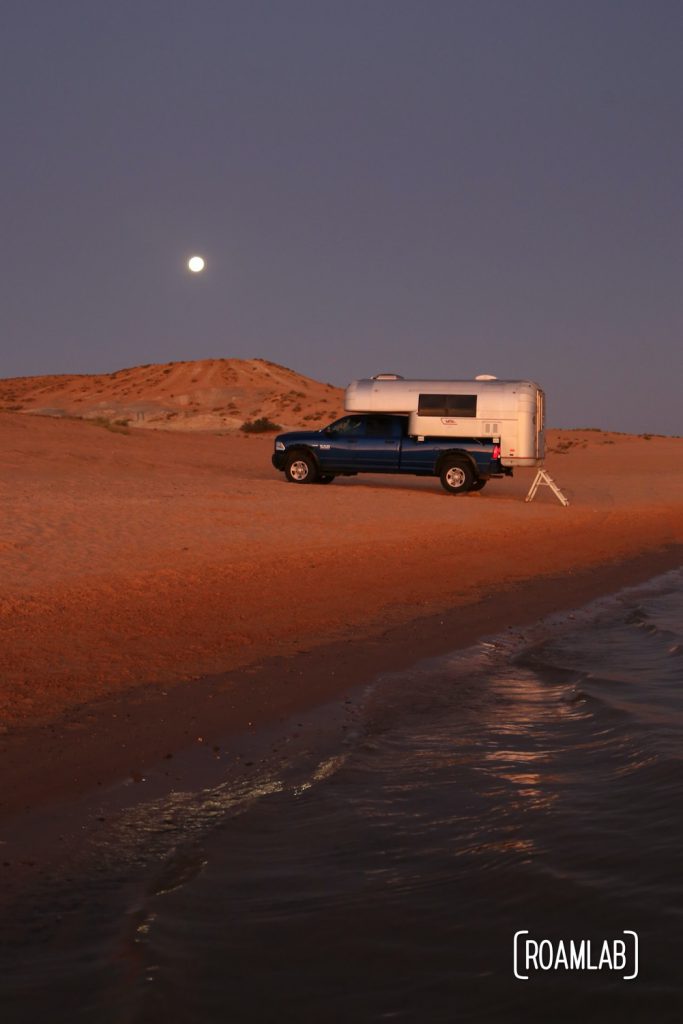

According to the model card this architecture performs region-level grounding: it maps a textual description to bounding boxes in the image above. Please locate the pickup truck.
[271,413,511,494]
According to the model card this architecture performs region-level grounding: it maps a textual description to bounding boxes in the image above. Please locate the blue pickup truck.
[271,413,510,494]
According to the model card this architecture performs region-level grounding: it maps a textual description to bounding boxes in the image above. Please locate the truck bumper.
[486,460,513,478]
[271,452,285,471]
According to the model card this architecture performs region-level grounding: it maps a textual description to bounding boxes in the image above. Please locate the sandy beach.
[1,408,682,819]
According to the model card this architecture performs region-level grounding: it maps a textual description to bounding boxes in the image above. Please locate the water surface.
[2,570,682,1022]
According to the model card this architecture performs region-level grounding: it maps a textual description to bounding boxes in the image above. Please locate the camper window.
[418,394,477,417]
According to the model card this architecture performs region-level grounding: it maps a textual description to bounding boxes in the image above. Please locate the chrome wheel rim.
[446,466,466,488]
[290,459,309,481]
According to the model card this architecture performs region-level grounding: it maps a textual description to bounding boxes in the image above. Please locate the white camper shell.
[345,376,545,467]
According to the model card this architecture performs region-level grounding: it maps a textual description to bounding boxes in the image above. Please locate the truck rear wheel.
[470,479,487,492]
[440,459,474,495]
[284,451,318,483]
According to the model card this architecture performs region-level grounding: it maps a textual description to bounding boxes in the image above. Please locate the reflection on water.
[1,570,682,1023]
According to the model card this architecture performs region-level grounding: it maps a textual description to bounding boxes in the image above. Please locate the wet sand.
[1,411,682,820]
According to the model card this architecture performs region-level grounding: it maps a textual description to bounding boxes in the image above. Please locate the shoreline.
[1,543,680,825]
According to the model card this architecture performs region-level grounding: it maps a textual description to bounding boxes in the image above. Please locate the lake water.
[2,569,682,1023]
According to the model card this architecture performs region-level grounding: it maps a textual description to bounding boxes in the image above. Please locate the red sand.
[1,407,681,818]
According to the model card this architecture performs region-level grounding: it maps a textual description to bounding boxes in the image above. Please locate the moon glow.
[188,255,205,273]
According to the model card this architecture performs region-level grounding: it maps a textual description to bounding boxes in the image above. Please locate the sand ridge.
[0,357,345,432]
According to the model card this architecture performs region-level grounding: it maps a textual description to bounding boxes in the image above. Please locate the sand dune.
[0,357,345,432]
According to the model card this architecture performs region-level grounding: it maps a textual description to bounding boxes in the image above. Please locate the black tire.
[470,479,487,492]
[284,451,318,484]
[315,474,335,484]
[439,459,474,495]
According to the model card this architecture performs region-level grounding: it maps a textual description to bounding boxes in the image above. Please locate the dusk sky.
[1,0,681,433]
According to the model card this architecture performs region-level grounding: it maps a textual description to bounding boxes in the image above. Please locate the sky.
[1,0,681,433]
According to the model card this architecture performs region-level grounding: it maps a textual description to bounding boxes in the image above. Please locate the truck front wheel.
[284,451,318,484]
[440,459,474,495]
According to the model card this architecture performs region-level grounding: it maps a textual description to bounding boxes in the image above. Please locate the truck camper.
[345,375,545,467]
[271,373,545,495]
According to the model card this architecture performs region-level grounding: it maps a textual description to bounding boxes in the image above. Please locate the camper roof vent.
[371,373,404,380]
[475,374,498,381]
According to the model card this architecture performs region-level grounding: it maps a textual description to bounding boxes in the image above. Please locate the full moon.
[188,255,205,273]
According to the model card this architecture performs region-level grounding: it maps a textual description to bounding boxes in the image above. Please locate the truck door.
[351,415,402,471]
[321,415,367,471]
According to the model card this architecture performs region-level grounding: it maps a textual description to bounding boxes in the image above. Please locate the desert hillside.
[0,358,345,432]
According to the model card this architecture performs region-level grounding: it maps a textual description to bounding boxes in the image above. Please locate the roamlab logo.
[513,931,639,981]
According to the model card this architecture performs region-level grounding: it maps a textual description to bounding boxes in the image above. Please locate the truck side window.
[366,416,393,438]
[327,416,365,436]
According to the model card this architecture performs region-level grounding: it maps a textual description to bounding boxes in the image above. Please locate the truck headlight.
[275,440,285,451]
